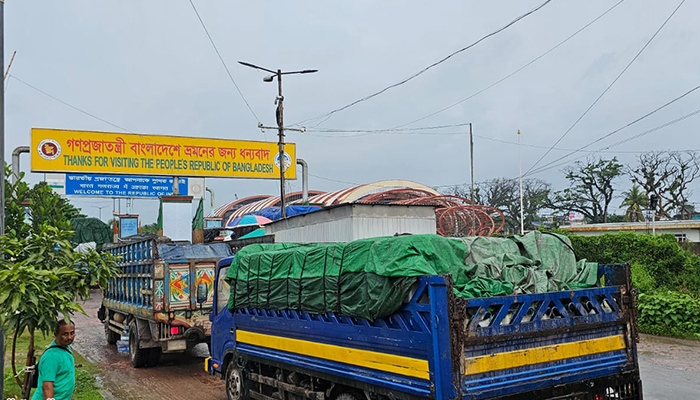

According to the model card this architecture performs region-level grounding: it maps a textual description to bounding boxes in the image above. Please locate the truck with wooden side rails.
[204,233,643,400]
[99,237,231,367]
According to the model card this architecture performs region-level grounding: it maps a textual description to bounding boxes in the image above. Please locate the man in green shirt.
[32,319,76,400]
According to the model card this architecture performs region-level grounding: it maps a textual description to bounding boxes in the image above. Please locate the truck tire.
[334,393,361,400]
[129,322,148,368]
[105,322,119,345]
[225,361,247,400]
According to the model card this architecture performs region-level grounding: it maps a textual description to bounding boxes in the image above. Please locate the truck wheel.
[129,322,147,368]
[105,323,119,345]
[335,393,361,400]
[225,361,247,400]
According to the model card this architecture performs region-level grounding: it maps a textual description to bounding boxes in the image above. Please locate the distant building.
[561,220,700,244]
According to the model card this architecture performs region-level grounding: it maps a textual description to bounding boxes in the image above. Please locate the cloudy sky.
[4,0,700,222]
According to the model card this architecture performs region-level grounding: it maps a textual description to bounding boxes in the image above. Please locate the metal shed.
[264,203,437,243]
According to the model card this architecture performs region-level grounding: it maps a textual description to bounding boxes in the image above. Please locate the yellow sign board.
[31,128,296,179]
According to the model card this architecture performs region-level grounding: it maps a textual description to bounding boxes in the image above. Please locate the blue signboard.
[65,174,188,198]
[120,216,139,238]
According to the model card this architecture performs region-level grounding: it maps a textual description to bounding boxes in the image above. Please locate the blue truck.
[99,237,231,367]
[205,255,642,400]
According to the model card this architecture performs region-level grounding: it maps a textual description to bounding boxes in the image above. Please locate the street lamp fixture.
[238,61,318,219]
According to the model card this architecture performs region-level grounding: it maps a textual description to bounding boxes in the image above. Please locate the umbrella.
[227,214,273,228]
[237,228,266,239]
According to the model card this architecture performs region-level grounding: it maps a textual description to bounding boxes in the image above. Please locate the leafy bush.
[550,230,700,339]
[638,292,700,339]
[565,231,700,295]
[630,262,656,294]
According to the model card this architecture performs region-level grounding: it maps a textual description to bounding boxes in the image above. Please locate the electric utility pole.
[469,123,474,203]
[1,2,6,397]
[238,61,317,219]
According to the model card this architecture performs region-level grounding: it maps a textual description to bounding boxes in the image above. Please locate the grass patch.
[3,330,104,400]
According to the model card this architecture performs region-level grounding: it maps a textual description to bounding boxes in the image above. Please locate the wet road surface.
[71,290,225,400]
[72,290,699,400]
[638,333,700,400]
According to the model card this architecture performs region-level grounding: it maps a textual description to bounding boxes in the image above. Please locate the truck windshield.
[216,266,230,314]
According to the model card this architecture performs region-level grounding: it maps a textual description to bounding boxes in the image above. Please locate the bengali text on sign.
[31,128,296,179]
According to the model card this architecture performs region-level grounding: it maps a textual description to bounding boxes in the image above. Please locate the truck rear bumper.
[487,371,642,400]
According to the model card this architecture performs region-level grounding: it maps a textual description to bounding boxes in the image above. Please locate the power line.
[525,0,686,175]
[305,122,471,133]
[392,0,626,129]
[188,0,261,123]
[473,134,658,154]
[9,74,132,132]
[293,0,554,127]
[526,106,700,177]
[306,131,466,138]
[523,84,700,174]
[308,173,359,186]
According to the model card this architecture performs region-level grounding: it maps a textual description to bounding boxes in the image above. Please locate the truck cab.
[209,256,235,369]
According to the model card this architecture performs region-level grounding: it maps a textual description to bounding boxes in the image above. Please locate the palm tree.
[620,185,650,222]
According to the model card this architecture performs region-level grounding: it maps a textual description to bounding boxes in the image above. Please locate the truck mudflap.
[460,266,640,400]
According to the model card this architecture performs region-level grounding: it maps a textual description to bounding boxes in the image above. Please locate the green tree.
[628,150,700,219]
[0,167,117,397]
[620,184,650,222]
[449,178,550,233]
[141,222,159,234]
[550,157,623,223]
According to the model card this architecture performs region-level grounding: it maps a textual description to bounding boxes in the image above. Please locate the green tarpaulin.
[225,232,598,320]
[71,217,112,250]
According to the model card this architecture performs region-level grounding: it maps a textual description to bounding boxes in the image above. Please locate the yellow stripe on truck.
[464,334,627,375]
[236,330,430,380]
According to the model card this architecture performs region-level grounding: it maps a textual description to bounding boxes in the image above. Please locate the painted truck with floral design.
[99,237,232,367]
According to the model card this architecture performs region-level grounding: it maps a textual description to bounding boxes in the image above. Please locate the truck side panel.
[461,285,639,399]
[227,277,445,398]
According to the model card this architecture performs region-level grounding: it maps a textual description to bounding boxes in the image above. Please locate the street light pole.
[238,61,317,219]
[650,194,658,236]
[275,69,287,218]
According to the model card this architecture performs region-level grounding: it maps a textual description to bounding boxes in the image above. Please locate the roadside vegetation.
[566,231,700,340]
[3,332,104,400]
[1,166,118,398]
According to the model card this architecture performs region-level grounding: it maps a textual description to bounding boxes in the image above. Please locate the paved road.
[72,290,699,400]
[638,333,700,400]
[71,290,225,400]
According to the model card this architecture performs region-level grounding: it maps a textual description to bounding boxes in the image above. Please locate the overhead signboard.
[31,128,296,179]
[65,174,188,198]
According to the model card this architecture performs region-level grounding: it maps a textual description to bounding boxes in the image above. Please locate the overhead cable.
[524,84,700,175]
[525,0,686,175]
[293,0,554,127]
[526,107,700,177]
[305,122,471,133]
[308,173,359,186]
[188,0,261,123]
[392,0,626,129]
[9,74,132,133]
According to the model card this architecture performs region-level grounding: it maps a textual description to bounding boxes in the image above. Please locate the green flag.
[192,198,204,229]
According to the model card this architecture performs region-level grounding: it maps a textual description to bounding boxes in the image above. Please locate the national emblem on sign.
[37,139,62,160]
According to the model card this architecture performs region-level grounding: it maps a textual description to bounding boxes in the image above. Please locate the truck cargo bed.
[209,262,641,399]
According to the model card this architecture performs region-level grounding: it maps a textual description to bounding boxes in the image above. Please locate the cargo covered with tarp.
[225,232,598,320]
